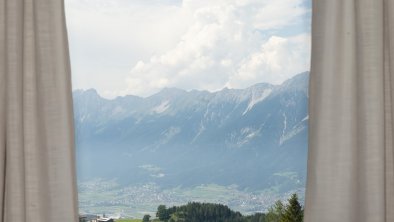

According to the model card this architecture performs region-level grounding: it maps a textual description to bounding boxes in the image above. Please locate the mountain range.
[73,72,309,193]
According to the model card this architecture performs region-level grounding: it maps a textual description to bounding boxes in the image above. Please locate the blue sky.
[65,0,311,98]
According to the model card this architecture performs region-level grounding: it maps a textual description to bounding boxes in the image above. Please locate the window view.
[66,0,311,221]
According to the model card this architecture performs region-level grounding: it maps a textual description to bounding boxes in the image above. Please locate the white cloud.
[226,34,311,88]
[65,0,311,98]
[123,0,310,96]
[65,0,191,97]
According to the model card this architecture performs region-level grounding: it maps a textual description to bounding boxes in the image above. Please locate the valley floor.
[78,179,304,218]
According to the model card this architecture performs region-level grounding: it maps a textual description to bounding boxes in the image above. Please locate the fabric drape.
[0,0,78,221]
[305,0,394,221]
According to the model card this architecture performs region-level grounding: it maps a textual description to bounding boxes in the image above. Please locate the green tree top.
[281,194,303,222]
[157,205,171,221]
[266,200,285,222]
[142,214,151,222]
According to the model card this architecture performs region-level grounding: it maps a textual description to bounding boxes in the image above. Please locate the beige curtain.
[0,0,78,221]
[305,0,394,221]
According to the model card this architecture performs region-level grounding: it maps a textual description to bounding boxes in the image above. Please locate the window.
[66,0,311,220]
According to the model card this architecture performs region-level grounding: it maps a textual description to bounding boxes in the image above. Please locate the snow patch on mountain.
[161,126,181,144]
[243,89,272,115]
[152,100,170,114]
[226,127,261,148]
[191,122,206,144]
[281,113,287,139]
[279,124,306,146]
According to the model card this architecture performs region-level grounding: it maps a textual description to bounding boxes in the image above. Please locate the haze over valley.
[73,72,309,218]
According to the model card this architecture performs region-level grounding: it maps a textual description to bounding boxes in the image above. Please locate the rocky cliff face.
[73,72,309,192]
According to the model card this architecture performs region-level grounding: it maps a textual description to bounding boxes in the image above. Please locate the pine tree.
[157,205,171,221]
[266,200,285,222]
[281,194,303,222]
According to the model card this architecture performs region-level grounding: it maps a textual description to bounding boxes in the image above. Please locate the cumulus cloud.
[65,0,191,97]
[124,0,310,96]
[65,0,311,98]
[226,34,311,88]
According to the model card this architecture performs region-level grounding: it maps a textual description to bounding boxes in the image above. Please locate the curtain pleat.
[0,0,78,221]
[305,0,394,221]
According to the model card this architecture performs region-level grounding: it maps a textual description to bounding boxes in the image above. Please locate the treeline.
[142,193,303,222]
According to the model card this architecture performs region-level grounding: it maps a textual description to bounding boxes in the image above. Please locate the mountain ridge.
[73,71,309,192]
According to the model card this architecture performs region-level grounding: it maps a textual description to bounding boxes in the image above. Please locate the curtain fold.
[305,0,394,221]
[0,0,78,221]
